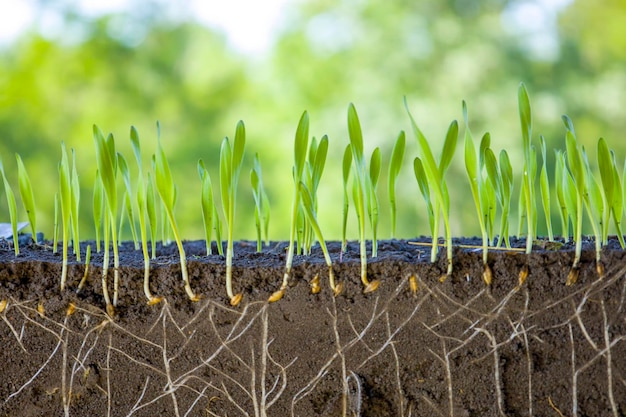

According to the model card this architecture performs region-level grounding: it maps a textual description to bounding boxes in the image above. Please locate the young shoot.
[272,111,310,302]
[154,122,200,302]
[117,153,138,250]
[341,144,352,255]
[70,149,81,261]
[146,173,158,258]
[405,98,458,280]
[198,159,215,255]
[484,148,513,248]
[581,146,604,276]
[518,83,537,254]
[562,118,586,284]
[463,101,494,283]
[0,153,19,255]
[219,121,246,306]
[250,153,270,252]
[15,154,37,243]
[58,142,72,290]
[93,126,118,315]
[93,171,104,253]
[130,126,162,305]
[347,103,380,293]
[388,131,406,238]
[299,181,342,296]
[539,136,554,241]
[597,138,625,248]
[367,147,381,257]
[554,150,569,239]
[301,135,329,255]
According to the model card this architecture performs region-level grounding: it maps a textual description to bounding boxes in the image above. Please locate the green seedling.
[117,153,138,250]
[146,173,158,258]
[299,181,342,296]
[539,136,554,241]
[463,101,495,283]
[92,171,103,253]
[70,149,81,261]
[413,158,435,241]
[561,117,587,284]
[250,153,270,252]
[58,142,72,290]
[15,154,37,242]
[93,126,118,315]
[518,83,537,254]
[0,153,18,255]
[341,144,352,255]
[271,112,310,302]
[554,150,569,239]
[484,148,513,248]
[53,192,59,253]
[154,122,199,302]
[219,121,246,306]
[581,146,604,276]
[198,159,215,255]
[388,131,405,238]
[130,126,162,305]
[301,135,329,255]
[597,138,625,248]
[367,147,381,257]
[347,103,380,293]
[405,98,458,280]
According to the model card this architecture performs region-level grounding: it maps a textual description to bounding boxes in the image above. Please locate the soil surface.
[1,236,626,417]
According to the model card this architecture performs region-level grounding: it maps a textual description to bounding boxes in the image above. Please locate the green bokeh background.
[1,0,625,243]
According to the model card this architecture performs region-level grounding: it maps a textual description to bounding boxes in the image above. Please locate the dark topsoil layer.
[1,236,626,416]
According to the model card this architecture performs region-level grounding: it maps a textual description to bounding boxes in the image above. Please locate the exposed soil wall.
[1,238,626,416]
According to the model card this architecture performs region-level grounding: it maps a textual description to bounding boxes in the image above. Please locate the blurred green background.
[1,0,625,242]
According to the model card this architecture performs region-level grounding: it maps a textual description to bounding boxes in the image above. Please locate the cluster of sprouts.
[1,83,625,313]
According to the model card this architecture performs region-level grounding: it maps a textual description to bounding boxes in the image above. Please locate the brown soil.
[1,237,626,417]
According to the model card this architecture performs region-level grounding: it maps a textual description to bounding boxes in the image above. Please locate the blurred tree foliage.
[0,0,624,241]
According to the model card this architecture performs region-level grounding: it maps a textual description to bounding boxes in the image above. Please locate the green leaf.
[311,135,328,192]
[413,157,434,233]
[369,147,382,187]
[93,171,103,252]
[15,154,37,238]
[347,104,364,165]
[439,121,459,177]
[597,137,614,207]
[219,137,232,220]
[404,98,441,187]
[539,136,553,240]
[0,153,19,255]
[93,125,117,214]
[518,83,532,153]
[388,131,405,237]
[294,111,310,180]
[198,159,214,255]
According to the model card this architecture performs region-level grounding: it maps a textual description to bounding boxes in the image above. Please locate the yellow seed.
[363,279,380,294]
[147,296,164,306]
[66,303,76,316]
[518,265,529,287]
[106,303,115,318]
[438,274,448,283]
[566,267,579,286]
[310,274,321,294]
[0,299,7,314]
[268,289,284,303]
[483,264,493,286]
[409,275,418,295]
[596,261,605,279]
[37,301,45,317]
[333,282,344,297]
[230,293,243,306]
